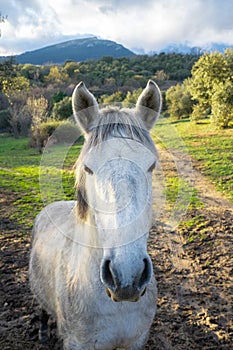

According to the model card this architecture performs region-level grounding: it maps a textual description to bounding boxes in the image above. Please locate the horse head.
[72,80,162,302]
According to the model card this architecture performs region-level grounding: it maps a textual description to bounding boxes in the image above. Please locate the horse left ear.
[136,80,162,130]
[72,81,99,135]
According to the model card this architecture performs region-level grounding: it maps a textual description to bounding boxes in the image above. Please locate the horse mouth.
[106,288,146,302]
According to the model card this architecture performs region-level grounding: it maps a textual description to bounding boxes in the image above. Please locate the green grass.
[1,118,232,234]
[164,177,203,210]
[0,134,82,230]
[153,117,233,202]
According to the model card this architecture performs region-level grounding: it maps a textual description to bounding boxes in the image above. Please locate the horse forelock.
[75,106,156,221]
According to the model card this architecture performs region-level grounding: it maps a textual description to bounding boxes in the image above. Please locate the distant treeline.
[3,50,233,149]
[0,52,200,97]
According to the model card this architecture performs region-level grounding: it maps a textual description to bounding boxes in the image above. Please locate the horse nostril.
[100,259,116,291]
[139,258,152,289]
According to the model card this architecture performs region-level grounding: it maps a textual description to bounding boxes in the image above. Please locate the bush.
[123,88,143,107]
[6,92,33,138]
[0,93,10,110]
[166,82,193,120]
[51,91,67,107]
[211,81,233,129]
[100,91,125,104]
[30,120,60,150]
[52,96,72,120]
[190,104,209,122]
[0,109,11,132]
[211,103,233,129]
[30,120,81,150]
[54,121,81,143]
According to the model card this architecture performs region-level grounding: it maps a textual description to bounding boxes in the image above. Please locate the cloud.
[0,0,62,54]
[1,0,233,55]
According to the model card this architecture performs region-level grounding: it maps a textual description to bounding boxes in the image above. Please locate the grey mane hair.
[75,106,157,221]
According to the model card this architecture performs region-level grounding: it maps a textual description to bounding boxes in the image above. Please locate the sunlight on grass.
[0,135,82,230]
[165,177,203,210]
[154,117,233,202]
[1,120,232,234]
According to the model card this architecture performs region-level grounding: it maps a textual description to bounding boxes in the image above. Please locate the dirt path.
[0,148,233,349]
[146,147,233,349]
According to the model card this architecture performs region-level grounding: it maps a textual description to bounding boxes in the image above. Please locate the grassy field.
[0,119,232,232]
[153,117,233,202]
[0,135,81,229]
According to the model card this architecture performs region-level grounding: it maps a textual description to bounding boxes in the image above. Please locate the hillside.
[12,37,135,65]
[155,42,233,55]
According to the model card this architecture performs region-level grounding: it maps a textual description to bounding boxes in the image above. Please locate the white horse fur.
[29,80,162,350]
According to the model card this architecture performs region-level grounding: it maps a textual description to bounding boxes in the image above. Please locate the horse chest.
[92,309,144,350]
[81,294,154,349]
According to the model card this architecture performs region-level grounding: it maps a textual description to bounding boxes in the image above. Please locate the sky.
[1,0,233,55]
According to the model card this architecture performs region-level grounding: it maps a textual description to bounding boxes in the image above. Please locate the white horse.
[29,80,162,350]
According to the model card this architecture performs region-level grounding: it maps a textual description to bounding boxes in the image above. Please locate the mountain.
[154,42,233,55]
[12,37,135,65]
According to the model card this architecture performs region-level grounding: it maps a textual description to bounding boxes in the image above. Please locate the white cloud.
[0,0,233,55]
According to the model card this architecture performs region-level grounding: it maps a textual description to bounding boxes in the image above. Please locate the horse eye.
[83,164,93,175]
[148,162,156,172]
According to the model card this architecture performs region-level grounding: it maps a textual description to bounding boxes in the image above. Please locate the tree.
[123,88,143,106]
[52,96,72,120]
[44,66,69,84]
[20,64,41,82]
[51,91,67,107]
[211,80,233,128]
[153,70,169,81]
[0,57,18,92]
[8,91,32,138]
[188,51,232,121]
[27,96,49,151]
[166,80,193,120]
[100,91,125,104]
[63,61,80,77]
[187,49,233,126]
[2,76,30,98]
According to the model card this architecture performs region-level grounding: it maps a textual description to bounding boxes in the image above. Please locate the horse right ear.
[72,82,99,135]
[136,80,162,130]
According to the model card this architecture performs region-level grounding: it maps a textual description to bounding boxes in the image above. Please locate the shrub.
[9,106,32,138]
[123,88,143,107]
[190,104,210,122]
[30,120,60,150]
[166,82,193,120]
[52,96,72,120]
[211,81,233,129]
[28,96,49,149]
[100,91,125,104]
[30,120,81,150]
[54,121,81,143]
[51,91,67,107]
[0,109,11,132]
[0,93,10,110]
[6,91,32,138]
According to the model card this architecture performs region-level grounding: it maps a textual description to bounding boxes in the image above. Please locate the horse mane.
[75,106,156,221]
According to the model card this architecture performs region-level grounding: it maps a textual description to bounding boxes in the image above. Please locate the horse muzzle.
[100,252,153,303]
[106,286,147,302]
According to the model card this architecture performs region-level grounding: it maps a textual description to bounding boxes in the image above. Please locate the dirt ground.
[0,148,233,349]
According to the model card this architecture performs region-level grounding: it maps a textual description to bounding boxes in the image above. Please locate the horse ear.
[72,81,99,134]
[136,80,162,130]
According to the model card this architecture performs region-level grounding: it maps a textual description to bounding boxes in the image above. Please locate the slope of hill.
[155,42,233,55]
[12,37,135,65]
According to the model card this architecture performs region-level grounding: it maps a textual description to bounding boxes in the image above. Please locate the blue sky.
[1,0,233,55]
